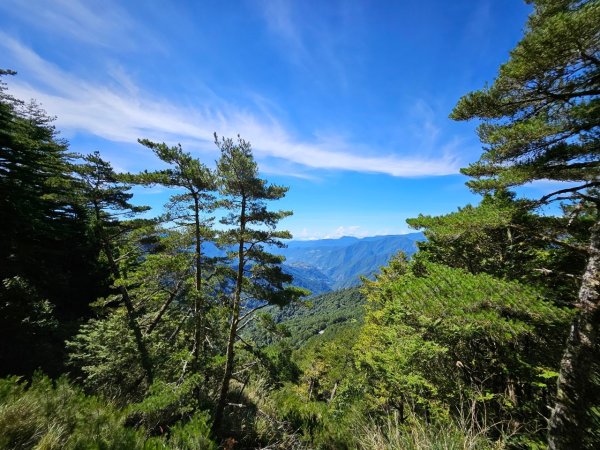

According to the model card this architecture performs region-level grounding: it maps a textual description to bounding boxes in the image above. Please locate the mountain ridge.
[201,233,424,295]
[279,232,424,294]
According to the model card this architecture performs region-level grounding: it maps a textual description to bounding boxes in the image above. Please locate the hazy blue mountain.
[197,233,424,296]
[279,233,423,293]
[280,263,332,295]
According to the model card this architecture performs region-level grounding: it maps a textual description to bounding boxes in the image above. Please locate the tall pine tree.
[0,70,105,376]
[74,151,154,387]
[450,1,599,447]
[132,139,218,375]
[211,134,307,435]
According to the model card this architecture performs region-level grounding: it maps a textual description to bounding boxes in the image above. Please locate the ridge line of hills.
[278,232,423,294]
[203,232,424,295]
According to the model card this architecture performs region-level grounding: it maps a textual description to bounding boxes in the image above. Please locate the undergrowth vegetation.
[0,375,217,450]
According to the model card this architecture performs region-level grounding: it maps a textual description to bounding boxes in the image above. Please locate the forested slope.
[244,288,364,348]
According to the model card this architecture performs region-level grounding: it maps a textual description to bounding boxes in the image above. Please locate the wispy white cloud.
[0,0,162,51]
[325,226,369,239]
[294,226,366,240]
[2,35,461,177]
[255,0,361,89]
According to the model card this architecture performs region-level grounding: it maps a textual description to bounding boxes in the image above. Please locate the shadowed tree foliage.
[0,70,107,377]
[67,227,201,402]
[73,152,155,389]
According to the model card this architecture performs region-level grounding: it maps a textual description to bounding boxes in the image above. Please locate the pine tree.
[450,1,599,447]
[211,134,307,435]
[408,191,590,305]
[356,258,571,441]
[133,139,218,375]
[67,226,201,401]
[74,151,154,387]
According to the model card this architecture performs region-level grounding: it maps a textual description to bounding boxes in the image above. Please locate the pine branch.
[537,181,600,205]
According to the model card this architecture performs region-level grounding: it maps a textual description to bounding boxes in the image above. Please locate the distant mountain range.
[202,233,424,296]
[242,234,425,346]
[278,233,424,295]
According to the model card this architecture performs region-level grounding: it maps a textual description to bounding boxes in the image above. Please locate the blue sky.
[1,0,550,239]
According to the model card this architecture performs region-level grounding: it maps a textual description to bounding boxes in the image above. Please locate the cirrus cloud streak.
[2,35,461,178]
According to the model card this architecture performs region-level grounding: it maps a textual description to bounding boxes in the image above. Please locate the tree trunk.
[192,195,203,373]
[212,197,246,436]
[211,303,239,435]
[94,204,153,386]
[146,286,179,335]
[548,218,600,449]
[328,381,339,404]
[506,377,520,434]
[194,195,202,293]
[119,285,154,386]
[101,237,153,386]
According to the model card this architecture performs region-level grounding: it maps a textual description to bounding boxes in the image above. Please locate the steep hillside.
[245,287,364,348]
[280,263,332,295]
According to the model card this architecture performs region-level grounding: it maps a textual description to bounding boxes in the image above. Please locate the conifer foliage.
[0,70,107,377]
[212,134,308,434]
[130,139,219,381]
[358,257,571,441]
[451,1,599,446]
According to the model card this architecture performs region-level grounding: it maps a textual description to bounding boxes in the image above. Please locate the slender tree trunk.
[548,218,600,449]
[212,197,246,436]
[329,381,338,404]
[194,196,202,292]
[101,236,154,386]
[212,300,240,435]
[507,377,520,434]
[192,195,203,373]
[146,287,179,335]
[118,284,154,386]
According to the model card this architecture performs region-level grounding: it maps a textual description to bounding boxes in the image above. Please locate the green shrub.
[166,412,216,450]
[0,374,142,449]
[356,260,572,441]
[266,384,362,449]
[0,374,217,450]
